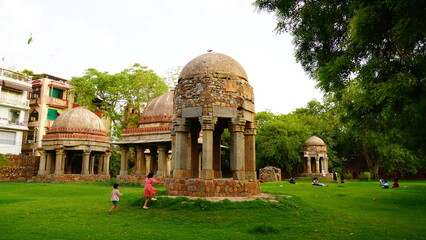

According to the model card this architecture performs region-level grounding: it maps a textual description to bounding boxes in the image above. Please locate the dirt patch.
[164,193,292,202]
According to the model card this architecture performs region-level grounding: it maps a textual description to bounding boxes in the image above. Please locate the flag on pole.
[27,33,33,44]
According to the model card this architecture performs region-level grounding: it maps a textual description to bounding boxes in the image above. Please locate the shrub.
[0,153,10,167]
[343,171,353,179]
[359,172,371,181]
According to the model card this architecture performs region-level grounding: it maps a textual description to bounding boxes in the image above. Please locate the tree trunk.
[360,143,379,179]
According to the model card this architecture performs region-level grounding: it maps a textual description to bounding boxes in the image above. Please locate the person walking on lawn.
[108,183,123,214]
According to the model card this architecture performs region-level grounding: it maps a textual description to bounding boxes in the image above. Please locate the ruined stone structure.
[0,155,39,181]
[118,91,174,182]
[300,136,330,177]
[259,166,282,182]
[167,52,260,197]
[35,107,111,182]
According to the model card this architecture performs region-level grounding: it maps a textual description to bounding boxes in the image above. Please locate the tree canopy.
[70,64,168,139]
[254,0,426,177]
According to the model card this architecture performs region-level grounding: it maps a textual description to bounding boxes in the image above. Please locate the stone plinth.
[33,174,110,183]
[166,178,260,197]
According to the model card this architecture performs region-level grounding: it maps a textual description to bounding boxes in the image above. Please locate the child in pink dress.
[143,172,159,209]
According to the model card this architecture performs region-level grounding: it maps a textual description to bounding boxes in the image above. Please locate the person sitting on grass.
[382,180,389,189]
[289,177,296,184]
[143,172,159,209]
[393,176,400,188]
[108,183,123,214]
[312,177,328,187]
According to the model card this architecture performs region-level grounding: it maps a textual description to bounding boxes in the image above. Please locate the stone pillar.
[315,157,320,174]
[54,149,64,175]
[170,127,176,176]
[213,129,222,178]
[230,118,246,180]
[98,154,104,174]
[37,150,47,175]
[306,157,312,174]
[190,126,200,178]
[324,156,329,173]
[135,145,146,176]
[157,145,167,177]
[103,151,111,175]
[82,150,91,175]
[172,118,192,178]
[244,122,256,180]
[46,151,53,174]
[119,146,129,176]
[149,146,158,174]
[89,155,96,174]
[199,116,217,180]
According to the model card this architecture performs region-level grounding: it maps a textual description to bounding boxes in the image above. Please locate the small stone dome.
[48,106,107,136]
[139,91,174,124]
[175,52,254,117]
[304,136,326,146]
[179,52,248,81]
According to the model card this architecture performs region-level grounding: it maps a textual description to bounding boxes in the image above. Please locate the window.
[47,108,58,120]
[29,110,39,122]
[0,131,16,145]
[9,110,20,123]
[50,88,64,99]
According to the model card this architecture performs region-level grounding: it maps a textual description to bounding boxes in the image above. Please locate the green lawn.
[1,179,425,240]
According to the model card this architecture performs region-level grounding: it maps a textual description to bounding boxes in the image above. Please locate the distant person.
[312,177,328,187]
[382,180,389,189]
[322,170,326,178]
[333,172,338,183]
[108,183,123,214]
[143,172,159,209]
[289,177,296,184]
[393,176,400,188]
[379,178,384,188]
[340,174,345,184]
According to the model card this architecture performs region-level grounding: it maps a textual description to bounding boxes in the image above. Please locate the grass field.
[1,178,425,240]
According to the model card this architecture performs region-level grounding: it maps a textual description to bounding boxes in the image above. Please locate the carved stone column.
[315,157,320,174]
[244,122,256,180]
[199,116,217,180]
[46,151,53,174]
[119,146,129,176]
[157,145,167,177]
[306,157,312,174]
[37,150,47,175]
[82,149,91,175]
[229,118,246,180]
[89,155,96,174]
[135,145,146,176]
[103,151,111,175]
[54,149,64,175]
[172,118,191,178]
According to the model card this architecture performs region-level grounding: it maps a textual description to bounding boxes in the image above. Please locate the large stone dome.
[304,136,326,146]
[48,106,107,137]
[175,52,254,118]
[139,90,174,124]
[179,52,248,81]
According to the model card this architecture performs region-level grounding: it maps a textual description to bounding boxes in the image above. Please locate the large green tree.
[70,64,168,139]
[254,0,426,176]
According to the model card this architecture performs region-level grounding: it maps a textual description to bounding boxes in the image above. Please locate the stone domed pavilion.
[36,106,111,182]
[118,90,174,181]
[301,136,330,177]
[168,52,260,197]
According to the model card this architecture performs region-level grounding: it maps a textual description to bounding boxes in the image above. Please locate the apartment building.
[22,74,74,155]
[0,68,32,154]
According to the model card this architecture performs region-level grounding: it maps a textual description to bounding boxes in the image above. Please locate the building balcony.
[0,94,30,109]
[0,118,29,131]
[47,97,68,108]
[29,98,40,106]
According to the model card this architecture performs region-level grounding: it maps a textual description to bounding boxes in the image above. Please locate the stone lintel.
[182,106,203,118]
[212,106,237,118]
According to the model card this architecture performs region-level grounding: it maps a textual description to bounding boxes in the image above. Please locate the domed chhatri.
[304,136,326,146]
[301,136,329,178]
[174,52,254,118]
[46,106,108,139]
[120,91,174,180]
[169,52,259,197]
[138,90,174,125]
[37,106,111,182]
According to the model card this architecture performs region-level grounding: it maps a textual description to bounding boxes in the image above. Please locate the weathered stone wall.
[166,178,260,197]
[33,174,110,182]
[0,155,39,181]
[117,175,167,184]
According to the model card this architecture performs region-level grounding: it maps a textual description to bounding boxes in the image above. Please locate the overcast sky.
[0,0,323,114]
